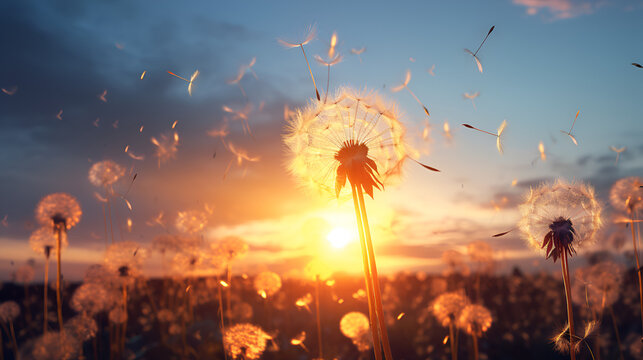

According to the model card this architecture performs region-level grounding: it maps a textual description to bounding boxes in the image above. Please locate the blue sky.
[1,0,642,280]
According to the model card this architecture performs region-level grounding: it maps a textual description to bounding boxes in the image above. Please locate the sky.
[1,0,642,281]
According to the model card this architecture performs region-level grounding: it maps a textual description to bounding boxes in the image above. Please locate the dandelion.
[457,304,492,360]
[64,314,98,342]
[31,330,80,360]
[223,323,271,360]
[284,87,440,360]
[462,91,479,109]
[552,321,598,357]
[35,193,81,332]
[89,160,125,246]
[70,282,113,316]
[432,291,469,360]
[461,119,507,154]
[212,236,248,323]
[464,26,495,73]
[278,25,320,100]
[175,210,209,234]
[391,69,430,117]
[0,301,20,358]
[340,312,372,352]
[519,179,601,360]
[151,131,179,168]
[609,176,643,336]
[254,271,282,298]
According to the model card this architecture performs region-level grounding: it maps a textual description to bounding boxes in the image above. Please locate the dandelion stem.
[102,203,108,249]
[43,255,49,335]
[226,262,232,325]
[107,196,114,244]
[8,321,17,360]
[449,323,457,360]
[55,225,64,332]
[217,277,228,360]
[299,44,320,101]
[121,284,128,355]
[325,64,330,103]
[357,185,395,360]
[608,307,625,360]
[561,252,576,360]
[631,216,643,336]
[315,274,323,359]
[351,183,383,360]
[472,335,479,360]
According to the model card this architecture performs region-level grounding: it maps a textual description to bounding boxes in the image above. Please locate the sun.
[327,227,352,249]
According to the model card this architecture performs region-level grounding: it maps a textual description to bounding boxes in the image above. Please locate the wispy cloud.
[512,0,598,19]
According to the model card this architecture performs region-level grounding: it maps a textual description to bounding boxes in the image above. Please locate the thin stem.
[102,202,108,249]
[608,306,625,360]
[226,263,232,325]
[8,322,18,360]
[107,196,114,244]
[121,284,128,355]
[561,253,576,360]
[630,217,643,335]
[43,256,49,335]
[449,323,457,360]
[324,65,330,103]
[472,335,479,360]
[0,325,4,360]
[217,277,228,360]
[356,185,394,360]
[299,44,320,101]
[315,275,323,359]
[55,226,64,332]
[351,184,383,360]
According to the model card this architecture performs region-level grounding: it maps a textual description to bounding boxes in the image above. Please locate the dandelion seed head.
[212,236,249,262]
[519,179,601,261]
[254,271,282,298]
[304,259,332,281]
[70,282,113,315]
[88,160,125,188]
[574,261,624,309]
[0,301,20,323]
[278,25,316,48]
[64,314,98,341]
[29,227,67,257]
[35,193,82,230]
[223,323,271,360]
[552,324,580,354]
[340,311,370,339]
[12,263,35,284]
[175,210,208,234]
[108,306,127,324]
[609,177,643,213]
[457,304,493,337]
[104,241,147,282]
[231,302,254,322]
[431,291,470,327]
[283,87,410,199]
[31,331,80,360]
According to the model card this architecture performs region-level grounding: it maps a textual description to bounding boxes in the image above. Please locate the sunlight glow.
[327,227,352,249]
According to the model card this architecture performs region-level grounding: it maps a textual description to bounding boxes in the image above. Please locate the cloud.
[511,0,599,19]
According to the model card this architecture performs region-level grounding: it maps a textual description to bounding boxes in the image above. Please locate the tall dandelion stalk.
[35,193,82,332]
[519,179,602,360]
[609,176,643,336]
[284,88,437,360]
[89,160,125,246]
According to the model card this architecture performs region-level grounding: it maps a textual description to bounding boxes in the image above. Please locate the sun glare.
[327,227,352,249]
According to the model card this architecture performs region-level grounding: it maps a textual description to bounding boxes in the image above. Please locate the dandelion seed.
[561,111,580,145]
[112,119,119,128]
[351,47,366,63]
[222,103,253,135]
[427,64,435,76]
[290,331,307,350]
[151,131,179,167]
[610,146,626,164]
[462,91,479,109]
[539,141,547,161]
[278,25,320,100]
[2,86,17,95]
[391,70,430,117]
[465,26,494,73]
[1,214,8,227]
[443,121,452,140]
[512,179,518,186]
[93,118,100,127]
[461,119,506,154]
[168,70,199,95]
[396,313,405,320]
[227,57,258,97]
[140,70,146,79]
[98,89,107,102]
[175,210,208,234]
[632,63,643,68]
[56,109,63,120]
[208,119,230,138]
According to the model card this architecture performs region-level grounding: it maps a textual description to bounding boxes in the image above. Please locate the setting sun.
[327,227,352,249]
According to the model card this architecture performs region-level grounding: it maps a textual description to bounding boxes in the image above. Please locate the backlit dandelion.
[31,330,80,360]
[35,193,81,332]
[64,314,98,342]
[340,311,372,352]
[284,87,439,360]
[89,160,124,188]
[0,301,20,358]
[175,210,209,234]
[457,304,492,360]
[519,179,601,360]
[254,271,282,298]
[223,323,271,360]
[432,291,469,360]
[610,176,643,337]
[70,282,113,315]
